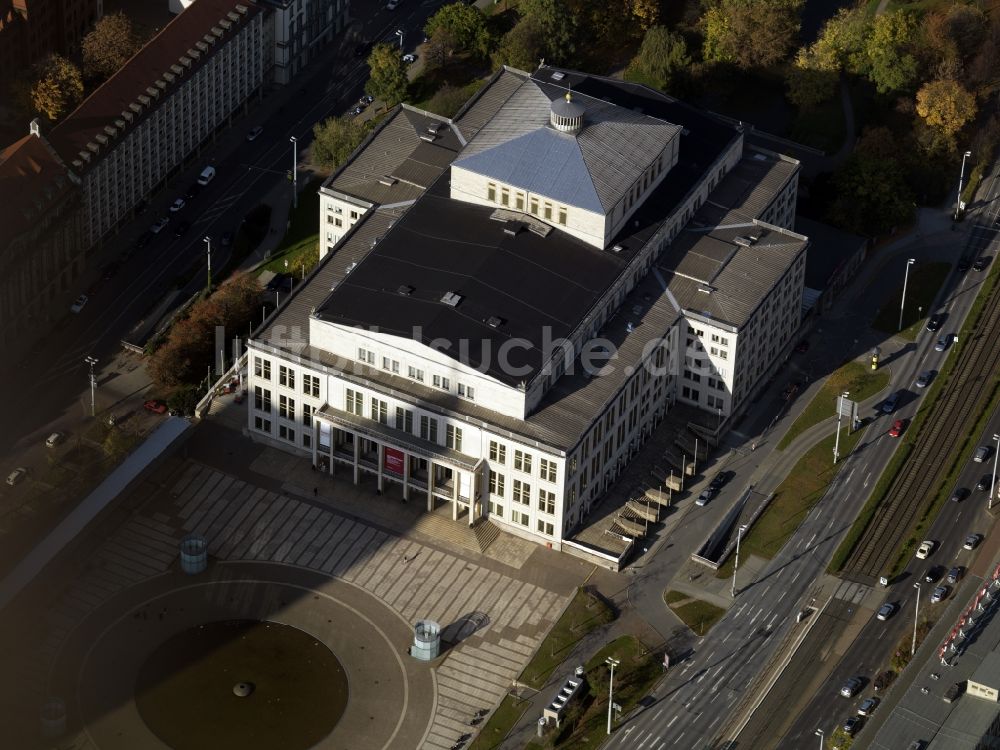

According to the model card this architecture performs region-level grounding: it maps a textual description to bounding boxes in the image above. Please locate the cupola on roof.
[550,92,585,133]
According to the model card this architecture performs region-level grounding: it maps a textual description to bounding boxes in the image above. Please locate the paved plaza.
[0,448,586,749]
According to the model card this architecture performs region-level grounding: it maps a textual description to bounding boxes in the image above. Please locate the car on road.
[6,467,27,486]
[402,53,416,63]
[197,165,216,185]
[930,585,951,604]
[915,370,933,388]
[387,0,398,9]
[246,125,264,141]
[144,399,168,415]
[840,677,863,698]
[926,314,943,332]
[709,471,732,491]
[352,105,364,116]
[916,540,935,559]
[951,487,970,503]
[360,94,373,105]
[947,566,965,584]
[935,334,952,352]
[880,391,901,414]
[889,419,906,438]
[974,445,993,462]
[964,533,983,550]
[977,474,995,492]
[973,256,992,271]
[70,294,88,313]
[857,697,880,716]
[150,217,170,234]
[174,220,191,237]
[843,716,863,736]
[876,602,898,621]
[45,431,64,447]
[924,565,945,583]
[696,487,716,506]
[169,197,186,212]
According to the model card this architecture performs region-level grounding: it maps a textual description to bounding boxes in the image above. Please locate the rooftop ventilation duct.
[486,316,504,328]
[440,291,463,307]
[397,285,414,296]
[378,176,397,186]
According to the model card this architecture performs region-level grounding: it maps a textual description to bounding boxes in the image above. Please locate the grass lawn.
[664,592,727,635]
[257,178,322,278]
[468,695,529,750]
[871,262,950,338]
[777,361,890,451]
[519,588,616,690]
[718,429,866,579]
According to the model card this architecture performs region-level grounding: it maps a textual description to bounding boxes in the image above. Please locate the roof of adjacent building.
[452,80,681,214]
[0,134,75,248]
[47,0,261,170]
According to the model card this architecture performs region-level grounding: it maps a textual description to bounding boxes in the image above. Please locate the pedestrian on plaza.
[751,442,756,452]
[313,487,318,496]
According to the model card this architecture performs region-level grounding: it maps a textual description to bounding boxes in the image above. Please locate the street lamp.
[395,29,404,49]
[732,523,749,597]
[912,582,921,655]
[833,391,849,464]
[203,236,212,290]
[815,728,824,750]
[289,136,298,210]
[990,433,1000,511]
[84,356,98,417]
[898,258,915,331]
[606,657,620,735]
[955,150,973,220]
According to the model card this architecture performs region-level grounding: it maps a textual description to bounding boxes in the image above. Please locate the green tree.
[808,6,868,73]
[366,43,409,108]
[915,78,977,152]
[311,115,370,171]
[701,0,803,70]
[520,0,579,64]
[424,2,490,58]
[30,54,84,122]
[785,47,839,109]
[493,17,546,71]
[861,11,919,94]
[628,26,690,92]
[627,0,660,30]
[81,11,141,80]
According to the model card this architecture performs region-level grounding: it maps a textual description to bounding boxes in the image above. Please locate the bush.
[167,384,203,416]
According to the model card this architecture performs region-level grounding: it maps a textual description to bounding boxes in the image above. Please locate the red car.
[889,419,905,438]
[144,399,168,414]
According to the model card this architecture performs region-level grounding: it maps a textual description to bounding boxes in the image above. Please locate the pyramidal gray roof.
[452,80,681,214]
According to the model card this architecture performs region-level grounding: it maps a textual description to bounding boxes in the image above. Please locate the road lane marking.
[667,715,678,728]
[792,570,801,583]
[777,591,786,602]
[722,632,731,643]
[768,612,779,629]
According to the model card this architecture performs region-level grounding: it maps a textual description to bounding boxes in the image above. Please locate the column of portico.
[311,420,318,468]
[377,443,384,493]
[427,463,435,511]
[402,453,410,501]
[452,469,460,521]
[353,436,360,484]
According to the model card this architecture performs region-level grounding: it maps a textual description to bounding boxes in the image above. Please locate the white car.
[857,697,880,716]
[930,586,950,604]
[70,294,88,313]
[964,534,983,550]
[6,467,27,486]
[916,540,935,559]
[387,0,398,8]
[402,53,415,63]
[150,217,170,234]
[45,431,64,447]
[246,125,264,141]
[169,198,186,212]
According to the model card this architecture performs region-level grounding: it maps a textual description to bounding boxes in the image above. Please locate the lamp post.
[84,356,98,417]
[203,236,212,290]
[606,657,620,735]
[955,150,973,220]
[395,29,404,49]
[990,433,1000,511]
[289,136,298,210]
[898,258,915,331]
[912,582,921,655]
[815,729,824,750]
[833,391,849,464]
[731,523,748,597]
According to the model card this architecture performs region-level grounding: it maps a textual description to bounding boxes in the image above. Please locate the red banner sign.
[384,447,405,474]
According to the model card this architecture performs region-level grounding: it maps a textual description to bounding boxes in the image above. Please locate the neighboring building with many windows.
[0,0,102,80]
[247,66,808,550]
[259,0,349,85]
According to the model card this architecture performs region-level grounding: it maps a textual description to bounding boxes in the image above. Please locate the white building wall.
[318,189,371,257]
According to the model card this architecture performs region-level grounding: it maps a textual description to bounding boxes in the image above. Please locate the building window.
[432,375,450,391]
[408,366,424,382]
[515,192,525,211]
[382,357,399,373]
[345,388,363,416]
[544,203,552,220]
[539,458,556,483]
[279,365,295,389]
[487,183,496,202]
[489,441,506,464]
[512,479,530,505]
[489,499,504,518]
[350,210,359,219]
[254,386,271,412]
[458,383,475,400]
[501,187,509,206]
[420,415,438,443]
[302,403,313,427]
[516,511,529,527]
[302,432,312,448]
[446,424,463,451]
[514,450,532,473]
[489,472,505,496]
[279,394,295,419]
[538,489,555,514]
[254,357,271,380]
[396,407,413,433]
[357,347,374,365]
[279,424,296,442]
[302,374,320,397]
[371,398,388,424]
[253,416,271,432]
[537,519,554,536]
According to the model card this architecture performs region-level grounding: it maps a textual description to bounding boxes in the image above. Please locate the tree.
[808,6,868,74]
[785,47,838,109]
[366,43,409,108]
[424,2,490,59]
[520,0,579,65]
[312,115,370,171]
[701,0,803,70]
[626,0,660,30]
[493,17,546,72]
[861,11,919,94]
[81,11,141,80]
[30,54,83,122]
[915,78,976,150]
[628,26,690,92]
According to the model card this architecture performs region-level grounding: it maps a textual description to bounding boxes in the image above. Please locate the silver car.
[915,370,932,388]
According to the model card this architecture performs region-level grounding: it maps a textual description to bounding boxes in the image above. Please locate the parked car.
[916,540,935,559]
[696,487,716,506]
[169,197,186,212]
[45,431,64,447]
[880,391,901,414]
[889,419,906,438]
[197,165,216,185]
[709,471,732,491]
[977,474,995,492]
[974,445,992,463]
[876,602,898,621]
[935,334,952,352]
[925,314,943,332]
[973,256,991,271]
[951,487,970,503]
[352,105,364,116]
[843,716,863,736]
[70,294,89,313]
[947,566,964,584]
[930,585,951,604]
[857,697,880,716]
[964,533,983,550]
[840,677,863,698]
[915,370,933,388]
[924,565,945,583]
[144,399,168,415]
[150,217,170,234]
[387,0,398,9]
[246,125,264,141]
[402,53,416,63]
[6,467,27,486]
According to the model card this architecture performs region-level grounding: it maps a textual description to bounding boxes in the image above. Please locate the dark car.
[880,391,901,414]
[174,220,191,237]
[977,474,995,492]
[947,566,964,584]
[951,487,970,503]
[709,471,732,491]
[926,314,943,332]
[844,716,863,736]
[958,258,971,272]
[184,182,202,199]
[973,256,992,272]
[924,565,946,583]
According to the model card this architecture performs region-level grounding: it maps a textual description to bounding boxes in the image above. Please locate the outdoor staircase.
[472,518,501,553]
